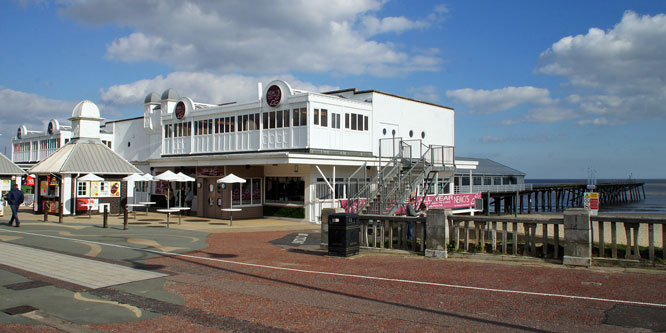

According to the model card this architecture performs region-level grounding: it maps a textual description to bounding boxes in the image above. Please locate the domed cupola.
[69,100,103,142]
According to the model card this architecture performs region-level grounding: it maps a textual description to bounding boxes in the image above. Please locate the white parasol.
[175,172,195,206]
[79,173,104,182]
[154,170,180,209]
[217,173,246,224]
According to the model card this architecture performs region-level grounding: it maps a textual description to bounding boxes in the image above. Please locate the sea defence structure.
[482,181,646,215]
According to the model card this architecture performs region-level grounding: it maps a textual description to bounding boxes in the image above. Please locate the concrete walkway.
[0,242,166,289]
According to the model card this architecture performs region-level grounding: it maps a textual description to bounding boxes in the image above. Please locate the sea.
[525,179,666,214]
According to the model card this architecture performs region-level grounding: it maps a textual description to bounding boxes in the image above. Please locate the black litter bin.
[328,213,360,257]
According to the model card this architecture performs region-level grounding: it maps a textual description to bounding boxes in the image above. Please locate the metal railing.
[455,184,533,194]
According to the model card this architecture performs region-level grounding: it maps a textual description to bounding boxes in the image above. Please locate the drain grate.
[4,305,38,315]
[5,280,51,291]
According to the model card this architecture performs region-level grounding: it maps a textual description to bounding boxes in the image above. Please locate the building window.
[292,109,300,126]
[264,177,304,204]
[331,113,341,129]
[314,109,319,125]
[276,110,283,128]
[345,113,350,129]
[300,108,307,126]
[283,110,290,128]
[320,109,328,127]
[77,181,88,197]
[232,177,262,206]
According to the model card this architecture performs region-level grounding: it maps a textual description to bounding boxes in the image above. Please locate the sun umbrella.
[175,172,195,206]
[217,173,246,223]
[217,173,246,184]
[123,173,147,204]
[154,170,180,209]
[79,173,104,182]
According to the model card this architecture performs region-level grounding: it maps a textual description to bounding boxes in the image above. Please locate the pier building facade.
[12,80,458,222]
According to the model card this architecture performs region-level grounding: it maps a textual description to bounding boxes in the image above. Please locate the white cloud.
[0,87,76,142]
[59,0,443,77]
[100,72,338,106]
[537,10,666,123]
[361,15,429,36]
[407,85,439,103]
[445,86,555,114]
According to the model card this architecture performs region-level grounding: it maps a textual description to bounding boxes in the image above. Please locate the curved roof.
[71,100,101,119]
[144,92,160,104]
[161,88,180,100]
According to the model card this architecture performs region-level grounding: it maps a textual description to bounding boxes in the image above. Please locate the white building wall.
[369,92,454,158]
[106,118,159,162]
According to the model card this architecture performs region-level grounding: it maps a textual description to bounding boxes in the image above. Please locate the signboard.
[90,181,101,197]
[266,85,282,107]
[342,193,483,213]
[40,181,48,196]
[584,192,599,216]
[109,181,120,197]
[0,179,10,191]
[26,176,35,186]
[175,101,186,119]
[77,198,99,211]
[196,166,224,177]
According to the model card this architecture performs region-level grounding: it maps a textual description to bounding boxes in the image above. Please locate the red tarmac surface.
[85,231,666,332]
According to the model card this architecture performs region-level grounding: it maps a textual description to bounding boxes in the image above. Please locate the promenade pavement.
[1,207,666,331]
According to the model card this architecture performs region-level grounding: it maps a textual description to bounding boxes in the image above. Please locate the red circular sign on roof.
[266,85,282,107]
[175,101,186,119]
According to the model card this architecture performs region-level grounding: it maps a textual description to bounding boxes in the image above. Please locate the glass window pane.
[314,109,319,125]
[263,112,269,129]
[351,113,357,130]
[284,110,290,127]
[232,183,241,205]
[276,110,283,128]
[300,108,307,125]
[269,111,276,128]
[293,109,299,126]
[321,109,328,127]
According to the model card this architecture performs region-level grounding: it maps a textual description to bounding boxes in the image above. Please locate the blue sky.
[1,0,665,179]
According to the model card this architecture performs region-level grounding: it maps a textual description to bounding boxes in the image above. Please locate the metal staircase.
[345,139,455,216]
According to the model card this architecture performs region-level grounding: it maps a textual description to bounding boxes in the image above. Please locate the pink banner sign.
[341,193,481,214]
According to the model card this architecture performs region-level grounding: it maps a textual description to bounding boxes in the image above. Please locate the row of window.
[39,139,60,150]
[164,107,369,137]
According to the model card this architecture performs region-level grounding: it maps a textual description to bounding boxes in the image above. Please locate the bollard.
[103,205,109,228]
[123,208,128,230]
[59,201,64,223]
[43,202,48,222]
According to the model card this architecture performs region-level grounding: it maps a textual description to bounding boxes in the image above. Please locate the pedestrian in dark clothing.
[3,183,24,227]
[406,197,417,239]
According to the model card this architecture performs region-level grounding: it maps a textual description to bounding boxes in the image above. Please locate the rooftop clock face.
[175,101,186,119]
[266,85,281,107]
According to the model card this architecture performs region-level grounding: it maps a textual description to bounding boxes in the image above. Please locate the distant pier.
[483,182,646,215]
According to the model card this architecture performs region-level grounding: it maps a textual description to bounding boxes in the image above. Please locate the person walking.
[3,183,24,227]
